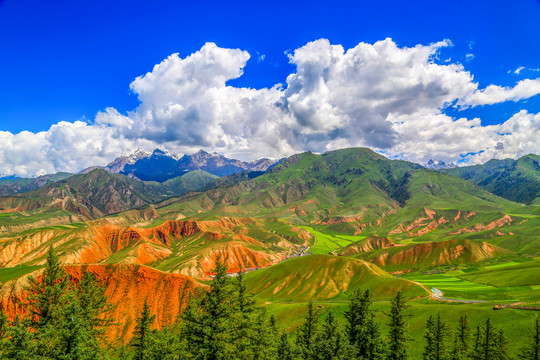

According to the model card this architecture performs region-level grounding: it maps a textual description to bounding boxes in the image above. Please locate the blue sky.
[0,0,539,176]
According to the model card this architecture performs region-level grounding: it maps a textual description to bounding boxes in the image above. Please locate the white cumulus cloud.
[1,39,540,177]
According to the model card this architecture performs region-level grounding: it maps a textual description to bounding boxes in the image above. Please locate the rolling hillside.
[442,154,540,204]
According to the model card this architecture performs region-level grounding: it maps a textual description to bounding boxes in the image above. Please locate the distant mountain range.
[80,148,276,182]
[424,159,457,170]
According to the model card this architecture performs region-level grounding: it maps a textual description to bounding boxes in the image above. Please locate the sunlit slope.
[157,148,514,225]
[353,239,512,270]
[244,254,427,301]
[0,218,312,279]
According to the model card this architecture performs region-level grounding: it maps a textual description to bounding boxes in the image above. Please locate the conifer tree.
[344,289,372,346]
[277,331,294,360]
[131,300,155,360]
[363,314,387,360]
[470,325,484,360]
[311,310,351,360]
[480,318,497,360]
[182,259,235,360]
[345,289,384,358]
[492,328,511,360]
[386,291,410,360]
[0,309,7,355]
[232,270,258,359]
[53,289,102,360]
[520,316,540,360]
[4,315,36,360]
[26,245,68,328]
[296,301,320,359]
[423,313,451,360]
[451,315,470,360]
[77,270,115,337]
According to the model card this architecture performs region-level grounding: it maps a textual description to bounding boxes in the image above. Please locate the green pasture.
[299,226,362,254]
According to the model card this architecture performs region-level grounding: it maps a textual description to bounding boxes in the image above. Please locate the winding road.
[431,288,487,304]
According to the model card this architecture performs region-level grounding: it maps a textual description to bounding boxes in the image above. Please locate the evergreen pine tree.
[423,313,451,360]
[344,289,372,346]
[53,289,102,360]
[131,300,155,360]
[181,259,235,360]
[4,315,36,360]
[423,315,436,360]
[311,311,351,360]
[470,325,484,360]
[296,301,320,359]
[480,318,497,360]
[520,316,540,360]
[0,309,8,355]
[344,289,382,358]
[277,331,294,360]
[77,270,115,337]
[451,315,470,360]
[492,328,511,360]
[26,245,68,328]
[364,314,387,360]
[386,291,410,360]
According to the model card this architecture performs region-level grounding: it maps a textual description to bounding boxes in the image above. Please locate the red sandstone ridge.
[368,239,511,268]
[340,236,399,256]
[0,264,201,342]
[449,215,513,235]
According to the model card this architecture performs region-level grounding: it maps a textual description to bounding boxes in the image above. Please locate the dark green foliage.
[451,315,470,360]
[520,317,540,360]
[344,289,386,359]
[373,172,411,206]
[26,245,68,328]
[181,260,235,360]
[311,311,352,360]
[423,313,451,360]
[277,331,294,360]
[386,291,410,360]
[131,300,156,360]
[296,301,320,359]
[0,246,113,359]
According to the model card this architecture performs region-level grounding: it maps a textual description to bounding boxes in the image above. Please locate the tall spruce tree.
[423,313,451,360]
[296,301,320,359]
[345,289,384,358]
[182,259,235,360]
[26,245,68,328]
[77,270,115,337]
[520,316,540,360]
[344,289,372,345]
[131,300,155,360]
[451,315,470,360]
[277,331,294,360]
[386,291,410,360]
[480,318,497,360]
[311,311,351,360]
[493,328,511,360]
[470,325,484,360]
[363,314,387,360]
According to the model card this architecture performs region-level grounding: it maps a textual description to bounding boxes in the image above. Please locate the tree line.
[0,246,539,360]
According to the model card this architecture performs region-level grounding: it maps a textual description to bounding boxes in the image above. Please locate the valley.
[0,147,539,357]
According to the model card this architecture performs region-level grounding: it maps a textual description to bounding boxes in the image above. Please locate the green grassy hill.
[244,254,427,301]
[443,154,540,204]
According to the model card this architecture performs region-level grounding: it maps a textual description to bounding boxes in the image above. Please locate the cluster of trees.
[0,247,539,360]
[0,246,113,359]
